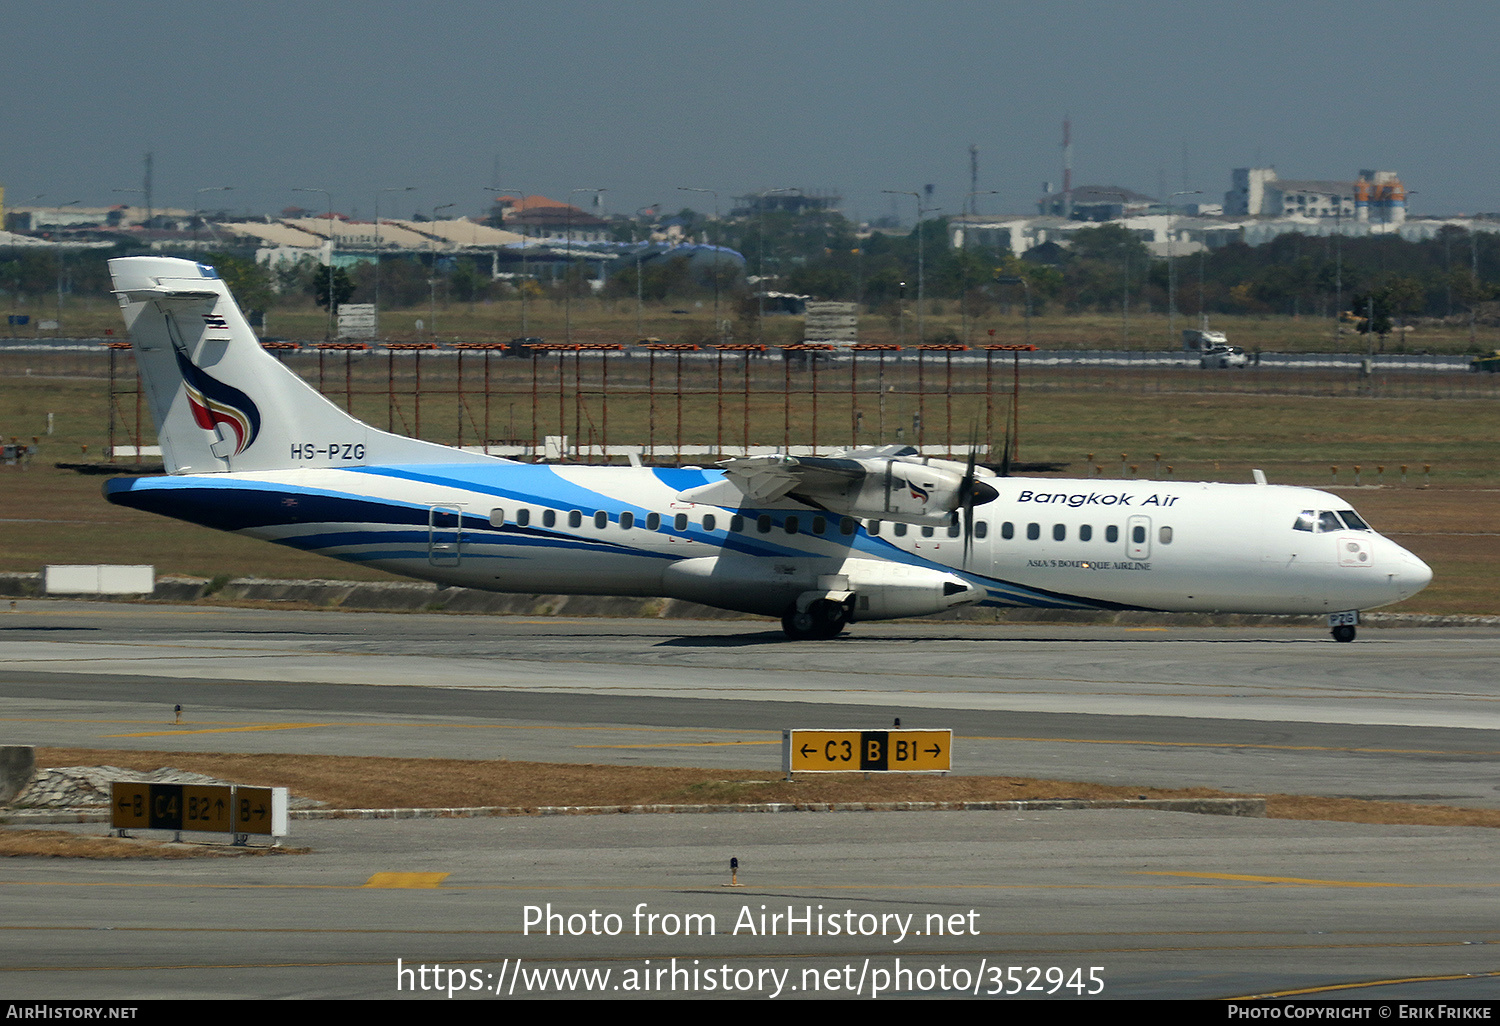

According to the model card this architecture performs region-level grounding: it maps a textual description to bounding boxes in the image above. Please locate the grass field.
[1,354,1496,615]
[10,292,1500,355]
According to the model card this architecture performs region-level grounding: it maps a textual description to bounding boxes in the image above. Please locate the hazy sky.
[8,0,1499,224]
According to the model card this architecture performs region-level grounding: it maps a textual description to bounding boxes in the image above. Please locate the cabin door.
[428,504,463,567]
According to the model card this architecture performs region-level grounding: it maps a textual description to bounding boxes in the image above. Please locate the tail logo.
[173,345,262,455]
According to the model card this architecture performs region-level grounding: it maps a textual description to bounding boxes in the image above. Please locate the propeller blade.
[998,397,1013,478]
[962,426,979,565]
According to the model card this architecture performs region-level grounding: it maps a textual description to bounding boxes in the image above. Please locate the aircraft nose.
[1392,545,1433,600]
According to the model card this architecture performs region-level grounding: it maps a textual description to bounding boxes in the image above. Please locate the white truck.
[1181,329,1228,352]
[1182,328,1248,369]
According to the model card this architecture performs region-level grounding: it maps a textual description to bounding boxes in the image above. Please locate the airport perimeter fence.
[6,341,1499,465]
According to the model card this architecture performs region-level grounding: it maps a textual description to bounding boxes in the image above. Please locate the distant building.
[1037,185,1155,221]
[729,190,841,217]
[490,194,611,242]
[1224,167,1405,225]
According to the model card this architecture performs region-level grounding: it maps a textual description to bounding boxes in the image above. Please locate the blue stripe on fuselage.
[106,468,1137,611]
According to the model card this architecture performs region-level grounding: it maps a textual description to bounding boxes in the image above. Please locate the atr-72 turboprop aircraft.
[104,257,1431,641]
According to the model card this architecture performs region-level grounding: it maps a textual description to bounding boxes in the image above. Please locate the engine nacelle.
[842,459,965,523]
[796,457,994,525]
[839,558,985,620]
[662,556,984,620]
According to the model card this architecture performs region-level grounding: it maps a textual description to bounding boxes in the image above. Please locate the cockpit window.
[1293,510,1315,532]
[1338,509,1371,531]
[1317,511,1344,533]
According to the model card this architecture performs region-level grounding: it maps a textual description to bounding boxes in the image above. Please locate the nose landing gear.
[1329,611,1359,643]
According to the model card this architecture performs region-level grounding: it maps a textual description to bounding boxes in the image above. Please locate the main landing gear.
[1332,624,1357,643]
[782,598,851,640]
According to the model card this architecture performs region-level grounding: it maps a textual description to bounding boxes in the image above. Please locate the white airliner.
[104,256,1431,641]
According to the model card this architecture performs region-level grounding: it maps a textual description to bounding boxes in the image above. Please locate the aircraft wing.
[678,452,991,526]
[715,455,864,503]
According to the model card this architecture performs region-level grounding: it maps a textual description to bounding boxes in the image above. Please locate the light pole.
[429,202,455,336]
[566,188,606,343]
[961,190,1000,343]
[374,186,414,339]
[1101,189,1131,346]
[1166,189,1200,343]
[53,199,80,329]
[754,188,801,342]
[678,186,721,341]
[294,187,335,339]
[485,187,530,336]
[994,275,1031,347]
[193,186,233,248]
[882,190,937,343]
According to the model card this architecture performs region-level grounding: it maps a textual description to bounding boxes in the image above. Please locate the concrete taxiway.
[2,601,1500,999]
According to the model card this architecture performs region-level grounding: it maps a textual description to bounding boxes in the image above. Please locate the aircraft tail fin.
[109,256,499,474]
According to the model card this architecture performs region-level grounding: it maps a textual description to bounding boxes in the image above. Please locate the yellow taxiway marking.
[7,878,1497,894]
[9,715,1485,757]
[105,723,334,738]
[362,873,449,889]
[968,734,1495,757]
[1140,871,1419,888]
[1233,970,1500,999]
[574,741,779,749]
[0,717,777,738]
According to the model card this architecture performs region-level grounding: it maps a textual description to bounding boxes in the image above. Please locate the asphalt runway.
[3,601,1500,1000]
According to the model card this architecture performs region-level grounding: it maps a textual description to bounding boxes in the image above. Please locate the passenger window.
[1293,510,1315,532]
[946,522,961,538]
[785,516,799,535]
[542,510,556,528]
[867,520,881,536]
[702,514,716,532]
[840,517,856,536]
[730,515,744,532]
[1053,524,1066,541]
[620,511,634,530]
[516,508,530,527]
[489,508,505,527]
[1026,523,1040,540]
[1132,525,1146,544]
[757,515,772,533]
[647,512,661,531]
[975,521,988,539]
[921,526,934,538]
[594,511,608,529]
[1105,525,1118,543]
[1079,524,1092,542]
[674,513,688,532]
[1159,526,1173,544]
[894,523,908,537]
[1001,521,1014,540]
[812,516,826,534]
[568,510,582,528]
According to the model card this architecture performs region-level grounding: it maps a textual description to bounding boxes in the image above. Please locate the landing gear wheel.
[781,599,848,640]
[1332,624,1357,643]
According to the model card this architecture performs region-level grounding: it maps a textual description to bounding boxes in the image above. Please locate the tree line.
[5,217,1498,333]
